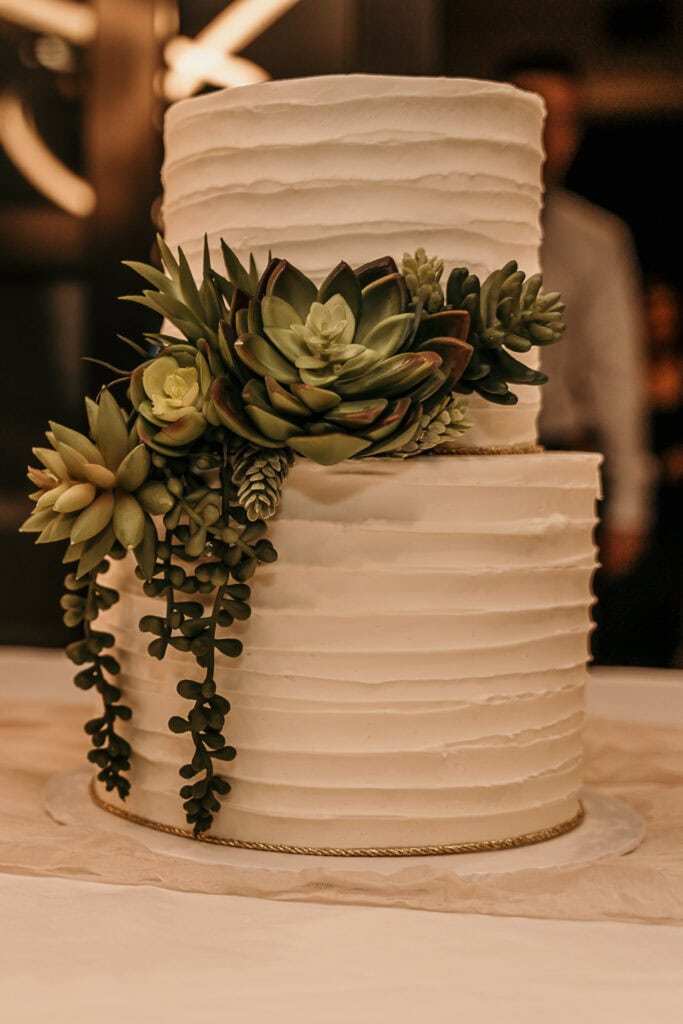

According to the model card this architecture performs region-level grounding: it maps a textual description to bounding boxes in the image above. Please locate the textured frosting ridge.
[161,74,546,449]
[99,453,600,848]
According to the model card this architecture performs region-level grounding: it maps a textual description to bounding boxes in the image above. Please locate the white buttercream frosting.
[161,74,545,450]
[93,76,602,852]
[99,453,601,848]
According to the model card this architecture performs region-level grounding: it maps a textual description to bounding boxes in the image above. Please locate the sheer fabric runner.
[1,691,681,923]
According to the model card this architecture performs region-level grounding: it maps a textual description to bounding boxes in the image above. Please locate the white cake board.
[45,770,644,882]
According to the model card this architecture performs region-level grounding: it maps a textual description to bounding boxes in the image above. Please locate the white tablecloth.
[1,649,682,1023]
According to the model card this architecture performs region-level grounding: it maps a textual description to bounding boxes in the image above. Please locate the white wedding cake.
[98,76,600,852]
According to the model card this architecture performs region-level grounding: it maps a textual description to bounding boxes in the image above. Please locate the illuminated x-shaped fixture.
[0,0,302,215]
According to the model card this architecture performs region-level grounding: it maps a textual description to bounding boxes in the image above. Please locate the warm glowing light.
[164,38,270,101]
[0,0,97,46]
[163,0,302,99]
[0,92,96,217]
[34,34,76,73]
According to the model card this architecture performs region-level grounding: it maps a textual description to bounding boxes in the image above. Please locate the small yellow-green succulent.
[20,389,158,577]
[130,344,214,456]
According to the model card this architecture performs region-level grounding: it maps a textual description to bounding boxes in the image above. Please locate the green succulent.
[401,248,445,313]
[130,344,218,456]
[232,444,292,522]
[20,390,158,578]
[446,260,565,405]
[209,254,473,465]
[398,395,472,456]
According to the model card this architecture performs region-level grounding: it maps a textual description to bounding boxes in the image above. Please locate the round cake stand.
[45,770,644,890]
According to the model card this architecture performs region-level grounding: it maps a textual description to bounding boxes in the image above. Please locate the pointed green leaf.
[49,423,104,466]
[418,310,470,343]
[335,351,440,399]
[220,240,256,295]
[85,397,99,441]
[112,492,146,549]
[71,491,115,544]
[264,377,309,418]
[287,432,371,465]
[360,406,422,457]
[265,260,317,321]
[210,378,281,448]
[358,313,414,359]
[63,540,85,564]
[154,409,206,447]
[356,273,410,344]
[290,383,342,413]
[354,256,399,288]
[178,247,205,321]
[317,261,362,320]
[36,513,75,544]
[75,523,116,578]
[96,390,129,471]
[325,398,388,428]
[53,442,88,480]
[115,444,151,491]
[156,234,180,283]
[246,404,298,442]
[361,397,411,442]
[235,333,299,384]
[122,260,175,294]
[19,508,57,534]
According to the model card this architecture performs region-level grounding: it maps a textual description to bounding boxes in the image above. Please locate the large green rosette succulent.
[210,256,473,465]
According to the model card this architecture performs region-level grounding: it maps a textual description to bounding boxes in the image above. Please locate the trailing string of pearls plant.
[21,238,565,835]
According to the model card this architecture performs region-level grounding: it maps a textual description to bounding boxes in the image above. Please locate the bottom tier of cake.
[97,452,601,852]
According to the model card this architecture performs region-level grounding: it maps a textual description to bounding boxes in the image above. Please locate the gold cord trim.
[433,443,543,456]
[90,781,584,857]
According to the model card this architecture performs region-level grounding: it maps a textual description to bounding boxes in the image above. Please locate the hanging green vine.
[63,563,132,800]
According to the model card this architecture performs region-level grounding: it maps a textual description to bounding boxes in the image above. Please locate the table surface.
[2,647,682,1024]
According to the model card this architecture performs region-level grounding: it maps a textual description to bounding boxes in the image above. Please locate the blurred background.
[2,0,682,660]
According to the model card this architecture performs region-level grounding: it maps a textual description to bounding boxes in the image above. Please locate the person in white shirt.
[500,54,653,662]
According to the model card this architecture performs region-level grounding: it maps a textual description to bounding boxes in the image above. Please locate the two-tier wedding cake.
[91,76,600,853]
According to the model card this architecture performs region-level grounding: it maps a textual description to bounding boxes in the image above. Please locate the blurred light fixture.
[164,37,268,99]
[163,0,302,100]
[34,34,77,73]
[0,92,96,217]
[0,0,97,46]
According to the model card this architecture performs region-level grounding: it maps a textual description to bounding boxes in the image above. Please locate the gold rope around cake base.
[433,443,543,455]
[90,781,584,857]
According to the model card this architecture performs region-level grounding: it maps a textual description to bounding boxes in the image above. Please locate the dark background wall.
[2,0,682,643]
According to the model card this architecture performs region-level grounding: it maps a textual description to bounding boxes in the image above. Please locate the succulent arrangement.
[21,237,564,835]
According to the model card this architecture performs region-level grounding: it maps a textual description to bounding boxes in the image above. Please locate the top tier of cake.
[162,74,546,449]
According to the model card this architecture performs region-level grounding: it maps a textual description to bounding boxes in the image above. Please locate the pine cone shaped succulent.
[232,444,292,521]
[447,261,564,405]
[211,255,473,465]
[20,390,158,577]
